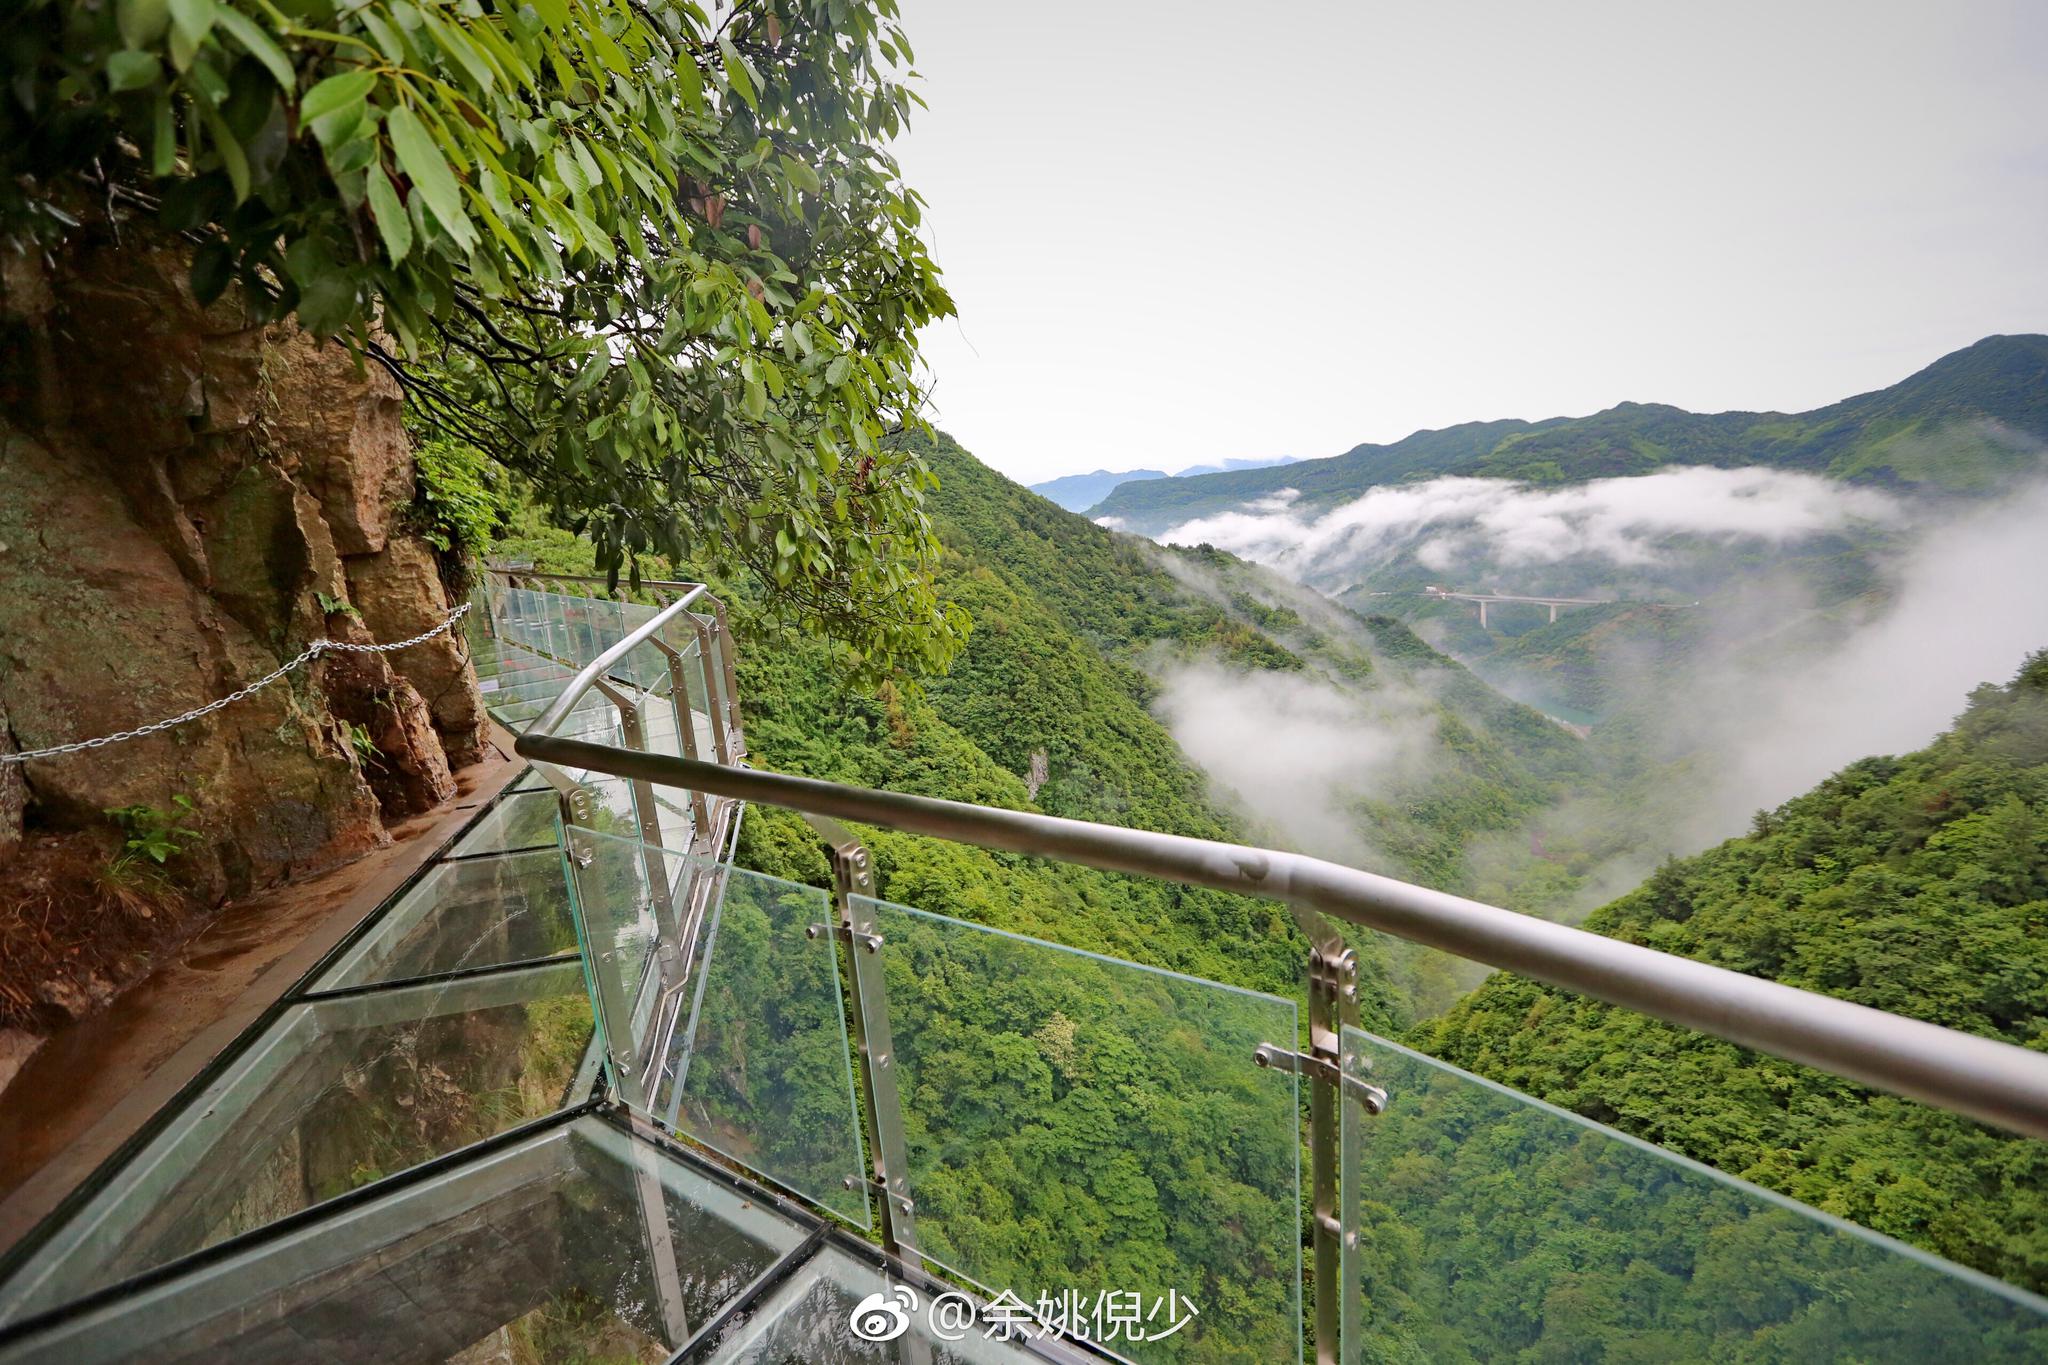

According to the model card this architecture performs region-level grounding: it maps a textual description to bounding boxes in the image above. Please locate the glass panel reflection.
[0,1118,808,1364]
[564,828,866,1227]
[448,788,561,856]
[0,964,595,1321]
[1338,1026,2048,1363]
[313,848,578,990]
[857,896,1302,1365]
[678,1245,1043,1364]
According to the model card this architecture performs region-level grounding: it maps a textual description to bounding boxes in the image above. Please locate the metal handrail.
[517,584,709,741]
[513,735,2048,1142]
[485,566,705,593]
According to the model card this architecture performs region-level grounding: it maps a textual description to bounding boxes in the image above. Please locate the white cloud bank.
[1159,466,1903,583]
[1151,663,1435,864]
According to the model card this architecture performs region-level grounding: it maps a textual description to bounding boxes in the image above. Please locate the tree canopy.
[1,0,962,676]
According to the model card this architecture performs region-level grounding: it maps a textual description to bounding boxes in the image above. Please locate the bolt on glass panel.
[1338,1025,2048,1363]
[855,895,1303,1364]
[0,963,595,1325]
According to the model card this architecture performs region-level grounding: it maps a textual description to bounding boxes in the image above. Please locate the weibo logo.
[848,1285,920,1342]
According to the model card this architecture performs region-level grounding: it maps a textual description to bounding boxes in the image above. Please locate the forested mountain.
[1030,456,1300,513]
[500,429,1605,1014]
[1092,334,2048,533]
[1413,652,2048,1292]
[1028,466,1168,511]
[496,432,1623,1355]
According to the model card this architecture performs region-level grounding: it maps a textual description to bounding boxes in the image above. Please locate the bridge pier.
[1549,603,1558,624]
[1478,600,1488,630]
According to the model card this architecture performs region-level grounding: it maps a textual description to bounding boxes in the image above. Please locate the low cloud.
[1151,663,1436,864]
[1683,479,2048,832]
[1159,466,1902,584]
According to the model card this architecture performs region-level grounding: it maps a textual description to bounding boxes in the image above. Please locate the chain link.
[0,603,472,765]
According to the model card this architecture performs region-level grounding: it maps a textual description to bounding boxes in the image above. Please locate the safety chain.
[0,603,472,765]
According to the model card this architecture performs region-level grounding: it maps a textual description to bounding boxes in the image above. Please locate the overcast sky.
[887,1,2048,484]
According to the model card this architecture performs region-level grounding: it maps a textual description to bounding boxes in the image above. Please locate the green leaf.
[385,105,474,248]
[587,25,631,77]
[117,0,172,49]
[674,53,705,111]
[744,378,768,419]
[197,102,251,201]
[779,154,820,195]
[719,37,758,112]
[212,7,294,90]
[298,69,376,125]
[359,10,408,63]
[423,13,498,93]
[189,240,233,303]
[365,164,413,264]
[151,90,177,175]
[826,354,851,386]
[106,50,163,93]
[167,0,217,51]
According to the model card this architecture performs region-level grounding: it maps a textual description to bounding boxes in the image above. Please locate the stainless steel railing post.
[812,817,920,1261]
[1305,924,1358,1365]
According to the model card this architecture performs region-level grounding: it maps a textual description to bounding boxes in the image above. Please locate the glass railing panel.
[1338,1026,2048,1363]
[620,599,667,691]
[564,828,867,1228]
[856,896,1302,1364]
[0,1117,809,1362]
[311,848,579,990]
[659,857,867,1227]
[0,963,595,1322]
[480,670,581,706]
[561,823,662,1107]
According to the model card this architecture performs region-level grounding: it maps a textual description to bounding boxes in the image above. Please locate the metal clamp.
[1254,1044,1389,1115]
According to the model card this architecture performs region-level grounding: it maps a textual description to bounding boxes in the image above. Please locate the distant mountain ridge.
[1029,455,1299,512]
[1090,334,2048,533]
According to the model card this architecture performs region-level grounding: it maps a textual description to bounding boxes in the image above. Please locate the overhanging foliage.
[2,0,963,677]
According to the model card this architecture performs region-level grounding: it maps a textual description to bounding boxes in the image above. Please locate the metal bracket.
[1253,1044,1388,1115]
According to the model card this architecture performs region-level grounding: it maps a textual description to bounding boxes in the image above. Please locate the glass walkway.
[0,570,2043,1363]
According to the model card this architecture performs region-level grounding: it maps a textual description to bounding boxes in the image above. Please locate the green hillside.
[1094,334,2048,533]
[1413,652,2048,1292]
[498,428,1610,1013]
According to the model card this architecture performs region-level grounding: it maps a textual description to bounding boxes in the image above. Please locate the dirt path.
[0,735,525,1253]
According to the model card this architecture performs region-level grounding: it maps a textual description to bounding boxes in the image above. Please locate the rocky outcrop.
[347,536,490,770]
[0,211,487,1026]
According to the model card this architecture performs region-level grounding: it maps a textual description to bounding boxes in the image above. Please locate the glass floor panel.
[312,849,581,990]
[0,963,595,1323]
[447,788,565,856]
[680,1243,1048,1364]
[0,1116,810,1364]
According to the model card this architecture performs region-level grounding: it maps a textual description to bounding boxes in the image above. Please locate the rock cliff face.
[0,216,487,1030]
